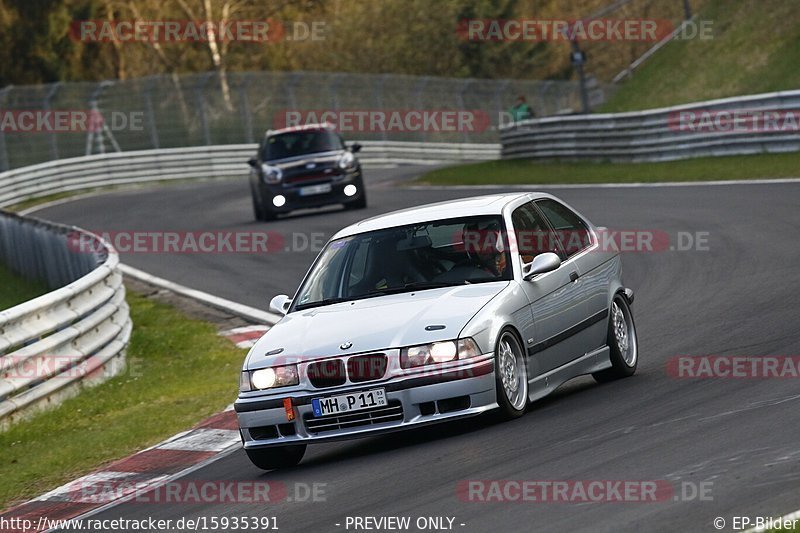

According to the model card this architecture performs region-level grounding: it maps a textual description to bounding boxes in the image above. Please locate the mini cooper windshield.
[261,129,344,161]
[294,215,512,311]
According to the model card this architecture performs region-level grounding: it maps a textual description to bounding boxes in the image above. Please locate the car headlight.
[338,151,356,171]
[400,338,481,368]
[240,365,299,391]
[261,164,283,184]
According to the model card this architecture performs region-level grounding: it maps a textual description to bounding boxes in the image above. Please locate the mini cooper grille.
[347,353,388,383]
[304,401,403,434]
[307,359,346,388]
[284,171,337,185]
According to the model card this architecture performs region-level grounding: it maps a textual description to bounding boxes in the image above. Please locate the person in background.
[509,95,535,122]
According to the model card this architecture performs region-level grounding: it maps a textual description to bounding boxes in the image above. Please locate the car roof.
[266,123,335,136]
[332,192,551,239]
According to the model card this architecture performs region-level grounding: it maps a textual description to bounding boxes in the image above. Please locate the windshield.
[261,130,344,161]
[293,215,511,311]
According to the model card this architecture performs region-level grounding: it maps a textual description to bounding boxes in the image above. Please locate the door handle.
[569,271,579,282]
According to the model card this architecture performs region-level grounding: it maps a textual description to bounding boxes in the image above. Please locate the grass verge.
[602,0,800,112]
[0,289,244,510]
[0,263,50,309]
[416,152,800,186]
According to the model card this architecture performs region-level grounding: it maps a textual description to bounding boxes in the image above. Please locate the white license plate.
[311,388,387,417]
[298,183,332,196]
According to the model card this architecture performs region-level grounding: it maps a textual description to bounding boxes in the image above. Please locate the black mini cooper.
[247,124,367,221]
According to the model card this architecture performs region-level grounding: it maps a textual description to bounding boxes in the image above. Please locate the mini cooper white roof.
[332,192,553,239]
[265,122,335,137]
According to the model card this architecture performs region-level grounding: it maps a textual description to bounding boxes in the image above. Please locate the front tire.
[494,329,528,420]
[250,183,276,221]
[252,198,276,221]
[245,444,306,470]
[252,195,266,221]
[593,294,638,383]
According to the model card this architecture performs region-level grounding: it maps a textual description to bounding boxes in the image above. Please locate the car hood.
[246,281,508,369]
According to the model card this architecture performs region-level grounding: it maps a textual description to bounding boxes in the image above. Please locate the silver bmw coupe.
[235,193,638,469]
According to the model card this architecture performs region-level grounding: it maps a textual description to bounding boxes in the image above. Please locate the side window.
[511,202,562,263]
[535,199,592,257]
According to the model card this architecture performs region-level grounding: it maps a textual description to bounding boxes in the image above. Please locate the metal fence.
[0,211,130,428]
[0,70,612,172]
[501,90,800,162]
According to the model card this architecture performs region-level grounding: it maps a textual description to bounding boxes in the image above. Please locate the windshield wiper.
[357,281,462,299]
[294,297,350,311]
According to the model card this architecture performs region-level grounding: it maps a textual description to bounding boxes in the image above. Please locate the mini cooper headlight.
[400,338,481,368]
[261,164,283,184]
[338,151,356,170]
[242,365,299,391]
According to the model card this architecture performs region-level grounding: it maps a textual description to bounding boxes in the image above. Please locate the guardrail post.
[195,73,213,146]
[570,40,590,114]
[375,74,390,141]
[238,75,253,144]
[683,0,692,19]
[0,86,11,171]
[537,81,553,116]
[144,77,160,149]
[414,76,431,144]
[86,81,117,155]
[493,80,510,129]
[44,83,61,160]
[286,72,300,112]
[457,79,473,142]
[330,72,343,111]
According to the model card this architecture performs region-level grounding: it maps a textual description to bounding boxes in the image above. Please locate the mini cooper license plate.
[299,183,332,196]
[312,388,387,417]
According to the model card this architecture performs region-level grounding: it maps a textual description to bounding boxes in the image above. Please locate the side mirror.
[269,294,291,315]
[522,252,561,281]
[350,143,362,153]
[247,157,259,168]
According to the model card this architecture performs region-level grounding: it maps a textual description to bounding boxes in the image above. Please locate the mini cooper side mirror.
[522,252,561,281]
[247,157,259,168]
[269,294,291,315]
[350,143,362,153]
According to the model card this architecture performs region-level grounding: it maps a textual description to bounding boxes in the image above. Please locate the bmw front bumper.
[235,352,496,449]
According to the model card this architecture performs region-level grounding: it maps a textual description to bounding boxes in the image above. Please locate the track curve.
[33,170,800,532]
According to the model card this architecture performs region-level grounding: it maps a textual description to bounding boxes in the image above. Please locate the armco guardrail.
[0,211,131,428]
[0,141,499,208]
[501,90,800,162]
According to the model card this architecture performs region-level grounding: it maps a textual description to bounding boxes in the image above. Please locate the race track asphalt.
[33,168,800,532]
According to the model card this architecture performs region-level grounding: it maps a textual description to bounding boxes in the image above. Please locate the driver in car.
[469,220,509,278]
[433,220,510,283]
